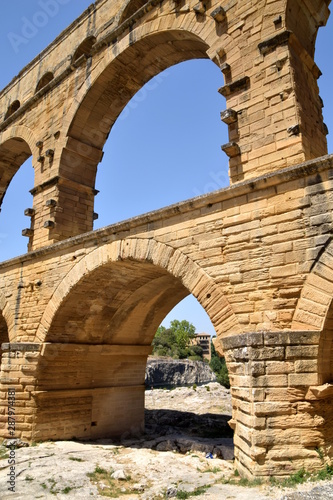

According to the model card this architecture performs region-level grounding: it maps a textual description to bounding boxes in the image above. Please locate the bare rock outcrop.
[145,357,216,387]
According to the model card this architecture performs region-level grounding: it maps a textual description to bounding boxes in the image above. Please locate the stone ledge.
[32,385,145,399]
[218,76,250,97]
[258,30,291,55]
[222,332,264,350]
[222,330,320,351]
[1,154,333,269]
[1,343,42,353]
[40,343,153,356]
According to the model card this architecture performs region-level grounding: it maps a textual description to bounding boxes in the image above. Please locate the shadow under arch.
[0,313,9,363]
[32,238,240,441]
[71,36,96,64]
[35,71,54,93]
[291,240,333,461]
[0,290,10,364]
[292,239,333,382]
[37,238,240,343]
[4,101,20,121]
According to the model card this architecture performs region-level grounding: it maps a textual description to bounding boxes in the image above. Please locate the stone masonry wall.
[0,0,330,249]
[223,331,333,478]
[0,157,333,476]
[1,156,333,343]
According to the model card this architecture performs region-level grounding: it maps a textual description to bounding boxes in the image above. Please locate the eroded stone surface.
[0,384,332,499]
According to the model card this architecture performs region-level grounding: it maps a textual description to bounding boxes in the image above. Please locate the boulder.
[145,358,216,388]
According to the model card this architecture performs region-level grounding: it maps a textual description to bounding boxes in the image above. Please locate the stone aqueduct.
[0,0,332,478]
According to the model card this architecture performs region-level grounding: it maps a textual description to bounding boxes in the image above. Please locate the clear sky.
[0,1,332,336]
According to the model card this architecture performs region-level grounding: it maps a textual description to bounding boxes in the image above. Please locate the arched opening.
[0,138,34,261]
[94,59,228,227]
[145,296,232,455]
[35,72,54,93]
[71,36,96,64]
[33,248,235,442]
[34,259,189,440]
[4,100,20,121]
[63,30,214,188]
[59,29,227,240]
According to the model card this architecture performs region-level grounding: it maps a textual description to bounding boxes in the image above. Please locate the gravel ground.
[0,383,332,499]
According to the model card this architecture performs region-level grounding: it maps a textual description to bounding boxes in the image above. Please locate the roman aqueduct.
[0,0,333,478]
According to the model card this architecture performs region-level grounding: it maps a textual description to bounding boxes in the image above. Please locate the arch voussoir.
[293,241,333,331]
[37,237,239,343]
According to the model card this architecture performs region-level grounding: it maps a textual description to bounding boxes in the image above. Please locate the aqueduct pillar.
[0,0,332,480]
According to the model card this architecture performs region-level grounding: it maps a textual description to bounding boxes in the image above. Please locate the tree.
[169,319,196,350]
[209,339,230,388]
[151,319,200,360]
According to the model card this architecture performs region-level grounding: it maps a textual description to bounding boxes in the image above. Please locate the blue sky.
[0,1,332,336]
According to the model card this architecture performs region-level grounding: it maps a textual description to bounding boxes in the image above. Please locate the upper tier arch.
[36,238,241,343]
[0,0,330,251]
[0,126,36,208]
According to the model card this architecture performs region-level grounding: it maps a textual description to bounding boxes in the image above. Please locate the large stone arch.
[0,126,37,208]
[67,30,211,149]
[59,26,213,190]
[37,238,240,343]
[46,15,218,246]
[31,238,240,442]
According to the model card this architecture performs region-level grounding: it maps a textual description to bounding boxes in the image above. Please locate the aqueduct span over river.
[0,0,333,478]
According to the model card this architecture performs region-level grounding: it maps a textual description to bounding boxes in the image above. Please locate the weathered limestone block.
[222,330,332,478]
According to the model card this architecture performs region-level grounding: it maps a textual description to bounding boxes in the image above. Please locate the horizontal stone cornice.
[1,153,333,269]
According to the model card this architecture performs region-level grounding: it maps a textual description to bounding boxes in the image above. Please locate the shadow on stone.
[118,408,234,461]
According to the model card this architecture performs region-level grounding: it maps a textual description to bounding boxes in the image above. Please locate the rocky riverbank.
[0,383,332,499]
[145,357,216,388]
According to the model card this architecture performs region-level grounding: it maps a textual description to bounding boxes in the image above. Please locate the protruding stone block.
[22,228,34,237]
[193,2,205,14]
[221,142,240,157]
[45,199,57,207]
[211,6,226,23]
[220,109,238,125]
[24,208,35,217]
[287,124,300,136]
[220,62,231,75]
[218,76,250,97]
[43,220,55,228]
[258,30,291,55]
